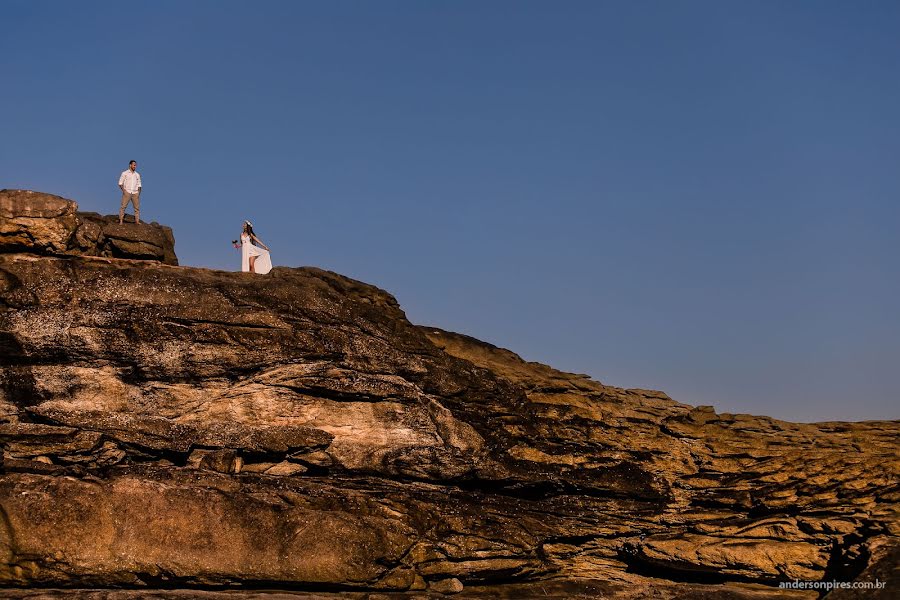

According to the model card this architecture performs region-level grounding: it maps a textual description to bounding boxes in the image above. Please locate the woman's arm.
[251,234,270,251]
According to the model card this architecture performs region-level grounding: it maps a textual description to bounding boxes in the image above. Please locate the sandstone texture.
[0,190,177,265]
[0,194,897,599]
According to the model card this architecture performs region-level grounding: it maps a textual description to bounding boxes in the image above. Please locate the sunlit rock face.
[0,189,177,265]
[0,192,897,598]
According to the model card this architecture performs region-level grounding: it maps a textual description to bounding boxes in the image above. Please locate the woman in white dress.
[239,220,272,274]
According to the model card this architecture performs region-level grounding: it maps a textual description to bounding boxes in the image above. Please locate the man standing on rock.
[118,160,142,225]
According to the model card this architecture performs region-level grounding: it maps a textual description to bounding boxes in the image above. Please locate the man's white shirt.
[119,170,142,194]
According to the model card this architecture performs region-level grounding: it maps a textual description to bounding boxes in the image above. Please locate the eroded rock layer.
[0,197,896,599]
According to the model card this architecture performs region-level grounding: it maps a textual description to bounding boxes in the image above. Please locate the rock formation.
[0,190,177,265]
[0,191,897,599]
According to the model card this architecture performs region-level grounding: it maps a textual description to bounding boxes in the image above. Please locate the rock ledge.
[0,189,177,264]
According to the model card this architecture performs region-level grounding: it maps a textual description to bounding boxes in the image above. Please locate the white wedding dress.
[241,233,272,274]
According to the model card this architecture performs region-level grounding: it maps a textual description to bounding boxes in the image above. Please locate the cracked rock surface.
[0,195,897,599]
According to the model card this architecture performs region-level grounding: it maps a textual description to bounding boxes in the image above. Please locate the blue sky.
[2,1,897,422]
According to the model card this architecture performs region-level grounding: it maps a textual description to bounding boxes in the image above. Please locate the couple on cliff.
[117,160,272,274]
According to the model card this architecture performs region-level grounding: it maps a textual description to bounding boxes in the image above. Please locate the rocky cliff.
[0,191,897,599]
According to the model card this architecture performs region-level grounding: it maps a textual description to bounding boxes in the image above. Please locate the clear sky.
[2,1,897,422]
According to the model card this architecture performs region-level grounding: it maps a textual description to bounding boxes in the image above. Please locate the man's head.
[129,160,137,171]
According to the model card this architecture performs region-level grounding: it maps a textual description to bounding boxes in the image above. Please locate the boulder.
[0,189,177,264]
[0,189,78,253]
[429,577,465,594]
[72,211,178,265]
